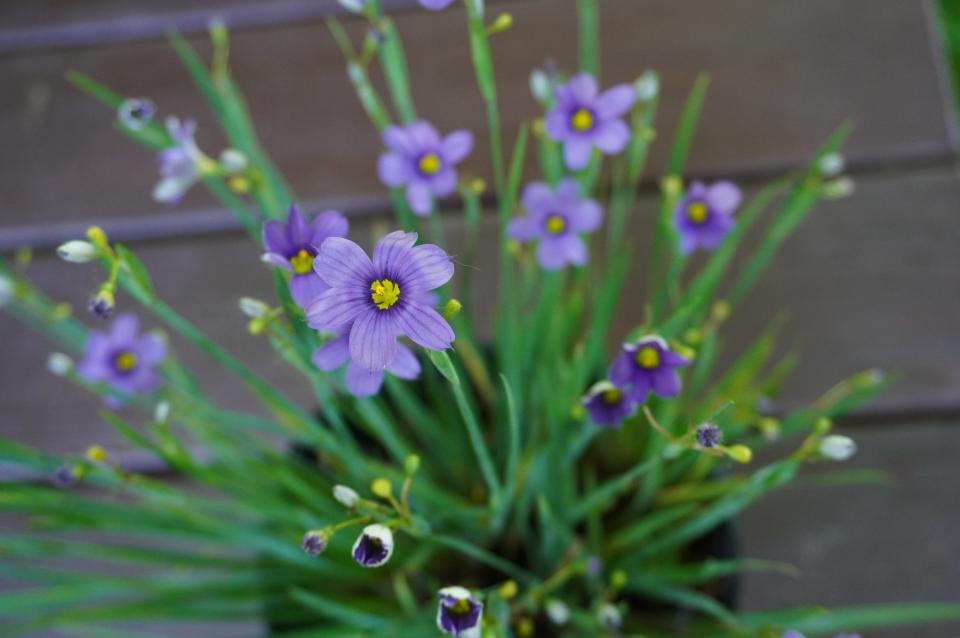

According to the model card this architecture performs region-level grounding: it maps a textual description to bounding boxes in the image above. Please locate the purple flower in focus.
[610,335,690,402]
[312,328,421,397]
[77,314,166,407]
[582,381,637,428]
[546,73,635,170]
[306,231,455,372]
[674,181,742,254]
[507,178,603,270]
[437,586,483,638]
[377,121,473,216]
[352,524,394,567]
[261,204,349,309]
[152,117,209,205]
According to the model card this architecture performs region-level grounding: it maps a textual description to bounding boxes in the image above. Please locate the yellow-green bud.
[662,175,683,198]
[814,417,832,435]
[711,299,731,322]
[229,175,252,194]
[684,328,703,345]
[498,579,518,600]
[726,444,753,464]
[404,454,421,477]
[516,617,534,637]
[469,178,487,195]
[444,299,462,319]
[85,226,109,250]
[371,478,393,499]
[487,12,514,35]
[85,445,109,463]
[610,569,628,590]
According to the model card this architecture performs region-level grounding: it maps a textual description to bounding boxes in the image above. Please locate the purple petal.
[383,125,416,155]
[536,237,571,270]
[291,273,330,309]
[305,287,369,331]
[404,244,454,292]
[406,182,434,216]
[567,73,598,103]
[429,168,458,197]
[314,237,375,287]
[378,152,411,187]
[609,353,633,388]
[440,130,473,164]
[418,0,455,8]
[311,210,349,245]
[135,334,167,365]
[571,198,603,233]
[111,314,139,342]
[394,303,454,351]
[521,181,555,215]
[554,177,581,204]
[545,108,571,141]
[706,181,742,214]
[373,231,418,275]
[663,350,692,368]
[593,119,630,154]
[261,252,293,271]
[349,311,398,371]
[287,204,312,247]
[386,345,420,380]
[563,138,593,170]
[595,84,636,119]
[559,234,588,266]
[679,232,699,255]
[406,121,441,147]
[508,216,540,241]
[652,369,682,397]
[345,363,385,396]
[262,219,292,255]
[312,334,351,371]
[627,373,652,402]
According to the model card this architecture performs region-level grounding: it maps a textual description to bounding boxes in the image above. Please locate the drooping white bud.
[818,152,845,178]
[218,148,249,173]
[154,400,171,424]
[56,240,97,264]
[47,352,73,377]
[529,69,551,103]
[634,70,659,102]
[337,0,367,13]
[819,435,857,461]
[238,297,270,319]
[545,599,571,625]
[333,484,360,508]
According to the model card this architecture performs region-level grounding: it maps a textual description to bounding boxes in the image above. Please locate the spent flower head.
[695,423,723,448]
[117,98,156,131]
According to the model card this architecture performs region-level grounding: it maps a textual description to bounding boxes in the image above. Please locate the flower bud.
[56,240,96,264]
[695,423,723,448]
[333,484,360,508]
[726,444,753,464]
[85,445,109,463]
[437,586,484,637]
[498,579,518,600]
[154,401,171,424]
[822,176,855,199]
[610,569,628,591]
[516,617,535,637]
[546,599,570,625]
[598,603,622,630]
[371,478,393,499]
[662,175,683,198]
[711,299,731,322]
[819,435,856,461]
[229,175,251,194]
[443,299,462,319]
[404,454,421,476]
[818,153,845,178]
[89,289,115,319]
[530,69,551,103]
[46,352,73,377]
[337,0,367,13]
[301,529,329,556]
[352,524,394,567]
[239,297,270,319]
[51,464,79,488]
[117,98,156,131]
[85,226,110,251]
[218,149,249,173]
[634,70,659,102]
[487,12,513,35]
[814,417,832,434]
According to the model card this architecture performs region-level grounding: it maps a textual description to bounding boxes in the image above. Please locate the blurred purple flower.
[312,328,421,397]
[377,121,473,216]
[696,423,723,448]
[610,335,690,402]
[582,380,637,428]
[77,314,166,407]
[546,73,635,170]
[262,204,349,309]
[507,178,603,270]
[306,231,454,372]
[152,117,207,205]
[437,586,483,637]
[674,181,742,254]
[420,0,455,8]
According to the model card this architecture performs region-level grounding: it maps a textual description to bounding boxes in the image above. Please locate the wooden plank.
[0,0,952,230]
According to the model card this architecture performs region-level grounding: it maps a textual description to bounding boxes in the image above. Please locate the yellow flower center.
[602,388,622,404]
[289,249,314,275]
[545,214,567,235]
[636,346,660,369]
[687,201,708,224]
[370,278,401,310]
[114,351,138,372]
[571,108,594,132]
[450,598,471,614]
[418,152,442,176]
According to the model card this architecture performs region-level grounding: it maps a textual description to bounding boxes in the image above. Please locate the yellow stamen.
[570,108,594,132]
[114,351,137,372]
[602,388,622,404]
[370,278,401,310]
[418,152,441,175]
[289,249,314,275]
[687,201,708,224]
[450,598,471,614]
[545,214,567,234]
[636,346,660,369]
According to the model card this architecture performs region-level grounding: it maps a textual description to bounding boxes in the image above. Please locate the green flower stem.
[465,0,506,199]
[577,0,600,77]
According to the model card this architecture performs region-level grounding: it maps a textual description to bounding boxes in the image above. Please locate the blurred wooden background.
[1,1,958,636]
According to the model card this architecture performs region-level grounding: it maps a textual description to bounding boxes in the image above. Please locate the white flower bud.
[333,484,360,508]
[0,276,13,308]
[154,400,171,424]
[634,70,659,102]
[218,149,249,173]
[238,297,270,319]
[529,69,551,103]
[352,523,394,567]
[47,352,73,377]
[819,435,857,461]
[546,599,570,625]
[56,240,97,264]
[822,176,856,199]
[337,0,367,13]
[818,152,845,178]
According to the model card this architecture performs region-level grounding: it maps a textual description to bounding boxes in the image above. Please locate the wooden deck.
[0,1,958,635]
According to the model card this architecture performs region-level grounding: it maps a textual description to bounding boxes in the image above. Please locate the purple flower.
[507,178,603,270]
[261,204,349,309]
[76,314,166,406]
[582,381,637,427]
[301,530,329,556]
[545,73,635,170]
[51,465,78,489]
[312,329,421,397]
[420,0,455,7]
[377,121,473,216]
[118,98,156,131]
[610,335,690,402]
[306,231,455,372]
[152,117,208,205]
[437,586,483,637]
[674,181,742,254]
[696,423,723,448]
[352,524,394,567]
